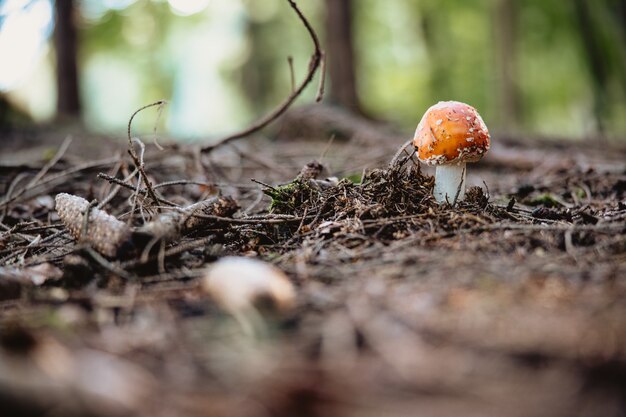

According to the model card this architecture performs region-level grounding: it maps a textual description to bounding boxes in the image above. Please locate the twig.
[122,236,216,269]
[474,222,625,233]
[140,268,206,284]
[0,136,72,218]
[0,157,120,210]
[200,0,323,153]
[251,178,279,191]
[97,172,178,207]
[316,51,326,102]
[127,101,165,206]
[85,247,135,281]
[13,224,63,234]
[189,213,308,225]
[153,179,215,190]
[0,136,72,214]
[97,170,137,192]
[229,144,292,177]
[97,159,123,208]
[152,100,167,150]
[0,172,32,220]
[451,165,466,206]
[79,200,98,241]
[97,168,136,209]
[319,134,336,163]
[388,139,415,168]
[287,56,295,93]
[28,136,73,187]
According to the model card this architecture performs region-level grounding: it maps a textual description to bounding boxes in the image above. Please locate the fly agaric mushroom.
[413,101,490,204]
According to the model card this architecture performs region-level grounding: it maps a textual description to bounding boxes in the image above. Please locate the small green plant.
[262,180,322,214]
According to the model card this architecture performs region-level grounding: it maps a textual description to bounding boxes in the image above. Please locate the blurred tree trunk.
[573,0,609,134]
[418,4,450,101]
[324,0,361,113]
[54,0,81,119]
[494,0,521,130]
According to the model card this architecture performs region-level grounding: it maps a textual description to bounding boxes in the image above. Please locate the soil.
[0,125,625,417]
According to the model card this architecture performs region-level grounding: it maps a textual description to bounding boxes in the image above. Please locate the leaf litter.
[0,131,625,417]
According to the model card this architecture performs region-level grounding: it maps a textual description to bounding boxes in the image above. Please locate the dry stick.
[8,231,73,266]
[140,237,161,264]
[315,51,326,102]
[97,173,137,192]
[250,178,279,191]
[146,204,307,224]
[28,136,73,188]
[451,165,466,206]
[128,172,144,225]
[190,213,307,225]
[0,243,69,256]
[22,248,77,267]
[0,157,120,210]
[85,247,135,281]
[97,168,138,209]
[121,236,215,268]
[153,179,215,190]
[79,200,98,241]
[14,224,63,234]
[243,190,265,214]
[127,100,165,206]
[243,213,304,220]
[0,172,32,221]
[319,134,336,163]
[0,137,72,218]
[97,172,176,206]
[474,222,625,233]
[200,0,323,153]
[229,144,292,177]
[141,268,206,284]
[152,100,167,151]
[388,139,415,168]
[287,56,295,93]
[96,158,123,208]
[157,240,166,275]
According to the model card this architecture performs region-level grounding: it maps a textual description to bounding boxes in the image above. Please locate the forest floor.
[0,118,625,417]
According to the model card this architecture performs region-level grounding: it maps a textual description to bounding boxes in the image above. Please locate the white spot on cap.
[466,137,474,142]
[436,119,443,126]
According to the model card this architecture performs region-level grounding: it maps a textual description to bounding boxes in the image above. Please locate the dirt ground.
[0,120,625,417]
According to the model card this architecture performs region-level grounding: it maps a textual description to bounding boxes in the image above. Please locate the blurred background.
[1,0,626,141]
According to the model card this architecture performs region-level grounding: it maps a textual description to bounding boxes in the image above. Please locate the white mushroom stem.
[433,163,467,204]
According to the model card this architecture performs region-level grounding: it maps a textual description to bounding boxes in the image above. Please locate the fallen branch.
[200,0,323,153]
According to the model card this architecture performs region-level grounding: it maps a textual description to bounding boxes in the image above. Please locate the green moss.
[528,193,561,207]
[343,173,363,184]
[264,180,307,212]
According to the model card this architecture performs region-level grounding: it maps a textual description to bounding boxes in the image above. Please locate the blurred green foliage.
[6,0,626,139]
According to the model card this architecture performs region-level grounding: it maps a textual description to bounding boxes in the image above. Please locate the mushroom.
[202,257,295,335]
[413,101,490,204]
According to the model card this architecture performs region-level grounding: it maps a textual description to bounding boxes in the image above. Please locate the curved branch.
[201,0,323,153]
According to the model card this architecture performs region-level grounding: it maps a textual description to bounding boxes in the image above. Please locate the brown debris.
[137,196,239,240]
[1,126,625,417]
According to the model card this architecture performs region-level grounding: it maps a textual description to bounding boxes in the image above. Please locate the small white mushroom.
[202,257,295,334]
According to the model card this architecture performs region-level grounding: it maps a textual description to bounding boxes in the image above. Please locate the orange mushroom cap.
[413,101,490,165]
